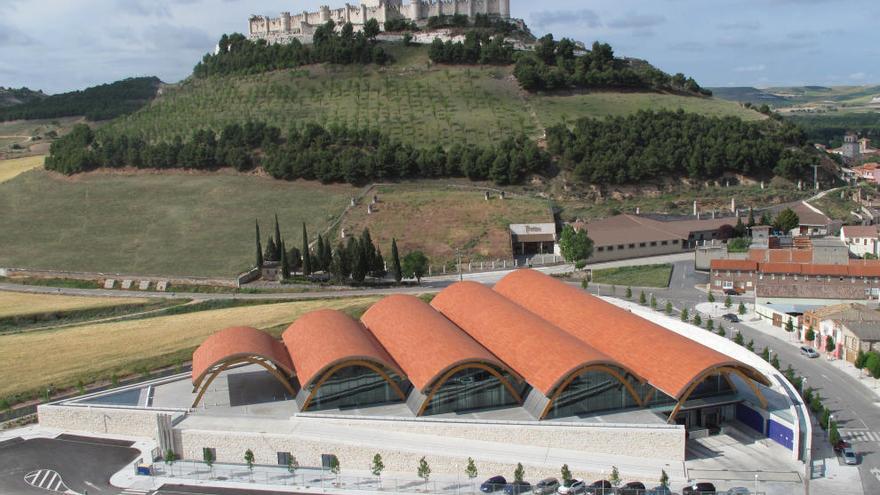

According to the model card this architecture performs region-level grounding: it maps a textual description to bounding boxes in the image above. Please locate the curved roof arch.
[493,269,770,399]
[282,309,403,389]
[430,281,634,396]
[361,294,519,392]
[191,326,293,386]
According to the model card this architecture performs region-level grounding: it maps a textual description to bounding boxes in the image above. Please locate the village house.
[840,224,880,258]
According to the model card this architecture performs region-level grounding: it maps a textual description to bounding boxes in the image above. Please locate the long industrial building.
[191,270,769,424]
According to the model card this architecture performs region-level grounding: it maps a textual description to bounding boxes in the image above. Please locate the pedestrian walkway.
[841,428,880,444]
[23,469,69,493]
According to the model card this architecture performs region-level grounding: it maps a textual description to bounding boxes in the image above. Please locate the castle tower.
[500,0,510,19]
[843,133,861,159]
[280,12,291,32]
[320,5,331,23]
[410,0,421,21]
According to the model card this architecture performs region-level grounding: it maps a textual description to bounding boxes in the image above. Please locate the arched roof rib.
[282,309,403,389]
[191,326,293,387]
[493,269,770,399]
[430,281,634,396]
[361,294,519,392]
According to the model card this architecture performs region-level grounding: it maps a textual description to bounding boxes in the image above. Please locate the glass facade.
[306,365,407,411]
[421,366,521,416]
[545,368,642,419]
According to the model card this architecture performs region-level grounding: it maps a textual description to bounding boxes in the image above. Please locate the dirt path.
[3,299,198,334]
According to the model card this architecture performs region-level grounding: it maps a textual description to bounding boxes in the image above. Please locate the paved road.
[151,485,307,495]
[0,435,140,495]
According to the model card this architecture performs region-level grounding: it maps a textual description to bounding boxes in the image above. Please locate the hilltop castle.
[249,0,511,44]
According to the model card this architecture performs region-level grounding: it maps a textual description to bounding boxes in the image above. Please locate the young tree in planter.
[746,339,755,352]
[665,301,673,315]
[609,466,620,488]
[707,292,715,303]
[625,286,633,299]
[650,294,657,309]
[761,347,770,361]
[855,350,868,369]
[738,302,747,316]
[371,453,385,487]
[164,449,176,477]
[717,325,726,338]
[390,239,402,283]
[826,335,836,353]
[805,326,815,343]
[244,449,255,481]
[329,456,341,485]
[560,464,572,484]
[639,291,646,305]
[706,319,714,332]
[255,220,263,268]
[513,463,524,483]
[203,448,214,479]
[581,278,589,290]
[771,353,780,370]
[680,308,689,322]
[724,295,732,309]
[692,313,702,327]
[829,421,841,446]
[287,455,299,483]
[734,332,744,345]
[418,457,431,490]
[660,469,669,488]
[465,457,478,483]
[785,318,794,334]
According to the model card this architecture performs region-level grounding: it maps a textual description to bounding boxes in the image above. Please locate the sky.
[0,0,877,94]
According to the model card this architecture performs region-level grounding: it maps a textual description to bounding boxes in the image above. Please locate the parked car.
[721,313,740,323]
[723,288,739,296]
[682,482,717,495]
[504,481,532,495]
[833,439,851,454]
[583,480,612,495]
[647,487,672,495]
[557,479,586,495]
[617,481,646,495]
[725,488,750,495]
[843,447,859,465]
[534,478,560,495]
[800,346,819,358]
[481,476,507,493]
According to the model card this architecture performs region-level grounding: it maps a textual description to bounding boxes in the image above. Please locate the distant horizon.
[1,0,878,94]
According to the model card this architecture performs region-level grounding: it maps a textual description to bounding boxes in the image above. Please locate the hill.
[0,77,162,122]
[105,43,761,147]
[0,87,46,108]
[707,87,788,105]
[712,84,880,111]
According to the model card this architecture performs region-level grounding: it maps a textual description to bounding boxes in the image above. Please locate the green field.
[104,43,760,146]
[0,168,357,277]
[591,264,673,288]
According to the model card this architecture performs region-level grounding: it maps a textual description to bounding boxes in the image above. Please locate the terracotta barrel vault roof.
[493,269,769,399]
[430,281,624,396]
[191,326,293,385]
[361,294,516,392]
[282,309,403,388]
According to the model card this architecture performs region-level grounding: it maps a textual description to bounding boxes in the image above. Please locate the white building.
[840,225,880,258]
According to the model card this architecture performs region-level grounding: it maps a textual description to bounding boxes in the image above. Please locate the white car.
[800,346,819,358]
[557,480,585,495]
[843,447,858,465]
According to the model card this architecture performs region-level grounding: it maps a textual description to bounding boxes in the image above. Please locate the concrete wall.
[590,241,686,264]
[38,404,164,439]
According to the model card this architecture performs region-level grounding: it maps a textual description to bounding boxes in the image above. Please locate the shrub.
[575,260,587,270]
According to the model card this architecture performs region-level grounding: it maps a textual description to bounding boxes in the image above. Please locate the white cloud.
[734,64,767,73]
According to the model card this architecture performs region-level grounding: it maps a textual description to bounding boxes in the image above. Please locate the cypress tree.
[302,222,312,276]
[273,213,283,261]
[280,238,290,279]
[372,248,386,278]
[315,235,326,272]
[265,235,277,262]
[360,228,377,273]
[391,238,402,283]
[322,237,333,270]
[255,220,263,268]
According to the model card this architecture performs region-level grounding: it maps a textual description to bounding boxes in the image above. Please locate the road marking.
[872,467,880,482]
[841,429,880,443]
[23,469,70,492]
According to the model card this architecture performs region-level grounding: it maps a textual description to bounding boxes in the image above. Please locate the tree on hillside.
[288,246,302,274]
[760,211,773,226]
[733,217,747,238]
[774,208,800,234]
[280,238,290,279]
[302,223,312,276]
[255,220,263,268]
[559,225,594,262]
[402,251,429,284]
[364,18,380,40]
[747,208,756,228]
[315,235,326,272]
[321,237,333,271]
[264,235,278,262]
[372,247,386,278]
[391,239,402,283]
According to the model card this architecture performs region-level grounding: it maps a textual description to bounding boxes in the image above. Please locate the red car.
[834,439,851,454]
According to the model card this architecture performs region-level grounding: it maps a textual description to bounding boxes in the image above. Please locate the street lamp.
[754,474,758,495]
[828,414,834,434]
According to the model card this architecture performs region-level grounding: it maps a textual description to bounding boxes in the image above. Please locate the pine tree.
[280,238,290,279]
[302,223,312,276]
[391,238,402,283]
[255,220,263,268]
[273,213,283,261]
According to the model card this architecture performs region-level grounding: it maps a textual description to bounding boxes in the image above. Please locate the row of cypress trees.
[254,216,403,283]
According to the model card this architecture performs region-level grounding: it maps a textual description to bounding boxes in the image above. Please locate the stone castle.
[249,0,511,44]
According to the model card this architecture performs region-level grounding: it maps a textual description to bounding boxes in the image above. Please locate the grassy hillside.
[340,183,552,261]
[0,155,43,183]
[0,87,46,108]
[0,168,357,277]
[105,43,760,146]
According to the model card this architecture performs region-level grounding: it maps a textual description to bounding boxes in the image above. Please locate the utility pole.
[457,249,462,282]
[814,164,819,191]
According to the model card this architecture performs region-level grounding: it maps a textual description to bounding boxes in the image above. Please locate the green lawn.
[0,169,357,277]
[104,44,761,147]
[590,264,673,288]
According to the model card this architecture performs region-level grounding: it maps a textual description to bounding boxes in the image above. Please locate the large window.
[544,369,641,419]
[306,365,406,411]
[422,367,521,416]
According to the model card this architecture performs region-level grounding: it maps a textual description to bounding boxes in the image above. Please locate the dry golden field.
[0,155,43,183]
[0,296,379,398]
[0,291,150,318]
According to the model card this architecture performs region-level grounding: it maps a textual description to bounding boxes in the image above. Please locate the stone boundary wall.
[0,267,239,288]
[37,404,169,439]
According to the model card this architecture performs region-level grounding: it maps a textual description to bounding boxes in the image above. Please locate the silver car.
[800,346,819,358]
[843,447,858,465]
[535,478,560,495]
